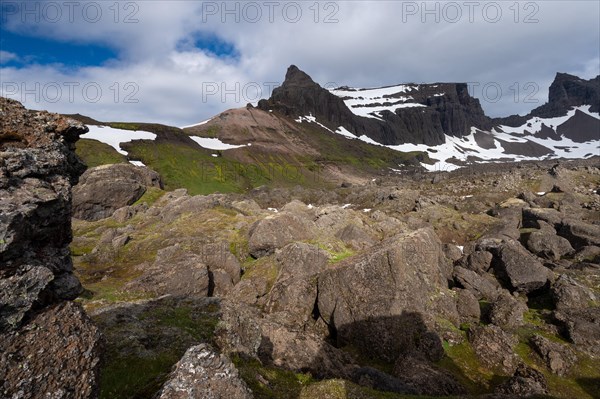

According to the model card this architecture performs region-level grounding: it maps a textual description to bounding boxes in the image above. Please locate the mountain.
[494,73,600,143]
[258,65,492,145]
[67,66,598,193]
[257,66,599,170]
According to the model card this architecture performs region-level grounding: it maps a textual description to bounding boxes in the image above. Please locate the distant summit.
[496,73,600,125]
[259,65,492,145]
[259,65,599,165]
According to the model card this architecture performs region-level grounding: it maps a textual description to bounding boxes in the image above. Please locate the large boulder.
[530,334,576,376]
[264,243,329,329]
[393,355,467,396]
[453,266,501,301]
[127,241,243,298]
[215,301,355,380]
[490,240,551,293]
[349,367,417,395]
[494,363,548,397]
[488,292,528,329]
[156,344,253,399]
[558,219,600,249]
[525,230,574,261]
[72,163,162,221]
[464,250,493,274]
[469,325,519,375]
[127,245,211,297]
[335,223,377,250]
[317,228,457,362]
[522,207,564,228]
[551,274,597,310]
[248,212,314,258]
[553,308,600,357]
[455,288,481,323]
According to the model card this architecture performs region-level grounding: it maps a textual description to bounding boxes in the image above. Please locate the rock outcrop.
[317,228,457,362]
[0,97,103,398]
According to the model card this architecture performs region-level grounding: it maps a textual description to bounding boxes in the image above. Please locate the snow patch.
[181,118,212,129]
[81,125,157,157]
[190,136,247,150]
[335,126,356,139]
[296,114,335,133]
[330,85,425,120]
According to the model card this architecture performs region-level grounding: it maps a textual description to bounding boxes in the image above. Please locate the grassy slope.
[76,139,128,168]
[70,111,429,195]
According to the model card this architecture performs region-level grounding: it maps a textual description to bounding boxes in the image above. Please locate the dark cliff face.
[540,73,600,116]
[258,65,492,146]
[495,73,600,127]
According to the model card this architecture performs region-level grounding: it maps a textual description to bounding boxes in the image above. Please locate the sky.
[1,1,599,127]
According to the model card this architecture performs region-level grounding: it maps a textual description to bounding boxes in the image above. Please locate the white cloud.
[0,51,19,64]
[1,1,598,125]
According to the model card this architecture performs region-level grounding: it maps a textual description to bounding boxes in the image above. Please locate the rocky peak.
[283,64,318,87]
[260,65,492,146]
[545,72,600,114]
[496,72,600,126]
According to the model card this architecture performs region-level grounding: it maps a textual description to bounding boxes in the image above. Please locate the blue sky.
[1,1,598,126]
[0,29,119,67]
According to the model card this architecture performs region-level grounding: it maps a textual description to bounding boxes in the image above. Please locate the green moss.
[312,241,355,264]
[99,351,179,399]
[232,355,314,399]
[75,280,153,312]
[524,309,546,327]
[141,306,219,342]
[329,247,355,263]
[437,336,496,394]
[512,320,600,399]
[76,138,127,168]
[133,187,166,207]
[416,205,499,244]
[241,256,279,291]
[108,122,141,131]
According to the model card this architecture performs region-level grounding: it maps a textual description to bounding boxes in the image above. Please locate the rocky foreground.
[1,96,599,399]
[71,156,600,397]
